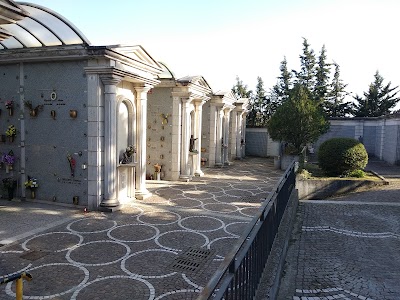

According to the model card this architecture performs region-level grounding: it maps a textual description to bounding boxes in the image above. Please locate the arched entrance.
[117,97,136,203]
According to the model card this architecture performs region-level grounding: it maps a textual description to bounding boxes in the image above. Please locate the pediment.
[113,45,163,71]
[178,75,212,93]
[213,90,237,105]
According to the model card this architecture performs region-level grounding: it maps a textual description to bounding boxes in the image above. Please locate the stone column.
[208,104,217,167]
[223,107,232,165]
[100,76,122,208]
[194,99,206,176]
[215,107,224,167]
[241,113,248,158]
[135,85,152,199]
[180,97,192,180]
[171,93,182,180]
[236,111,244,159]
[230,109,238,160]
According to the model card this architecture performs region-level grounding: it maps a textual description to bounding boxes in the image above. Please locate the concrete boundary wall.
[245,128,280,157]
[245,116,400,165]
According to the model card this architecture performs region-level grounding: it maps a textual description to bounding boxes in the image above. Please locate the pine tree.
[231,76,254,126]
[314,45,331,104]
[253,76,268,126]
[294,38,317,93]
[353,71,400,117]
[325,62,352,117]
[231,75,252,98]
[272,56,292,104]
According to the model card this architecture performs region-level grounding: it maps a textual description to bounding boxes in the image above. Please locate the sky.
[25,0,400,108]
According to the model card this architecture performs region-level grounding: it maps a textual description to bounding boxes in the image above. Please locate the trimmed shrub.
[317,138,368,176]
[346,169,366,178]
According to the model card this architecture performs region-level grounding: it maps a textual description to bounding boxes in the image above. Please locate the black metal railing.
[197,161,296,300]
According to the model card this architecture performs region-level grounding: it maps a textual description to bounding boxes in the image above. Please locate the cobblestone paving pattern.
[279,180,400,300]
[0,157,283,300]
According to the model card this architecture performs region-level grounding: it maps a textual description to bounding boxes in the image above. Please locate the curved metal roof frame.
[0,1,90,49]
[158,61,175,79]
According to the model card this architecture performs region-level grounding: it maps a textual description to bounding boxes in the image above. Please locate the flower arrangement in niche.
[5,100,13,116]
[5,125,16,142]
[5,100,13,109]
[1,150,15,165]
[24,176,38,199]
[2,150,15,173]
[67,153,76,177]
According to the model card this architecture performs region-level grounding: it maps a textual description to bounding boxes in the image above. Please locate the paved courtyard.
[0,157,283,300]
[278,178,400,300]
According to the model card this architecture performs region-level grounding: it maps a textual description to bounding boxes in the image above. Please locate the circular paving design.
[155,187,183,197]
[168,198,202,208]
[71,276,154,300]
[154,289,199,299]
[182,190,214,199]
[224,189,254,197]
[224,222,248,237]
[138,211,180,225]
[178,216,224,232]
[22,232,83,252]
[202,203,238,213]
[155,230,209,252]
[6,263,89,299]
[107,224,159,242]
[66,240,130,266]
[67,218,117,233]
[208,237,239,258]
[122,249,177,278]
[239,206,260,217]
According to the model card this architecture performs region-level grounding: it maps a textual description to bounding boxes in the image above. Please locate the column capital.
[134,84,153,94]
[193,99,206,107]
[100,75,122,86]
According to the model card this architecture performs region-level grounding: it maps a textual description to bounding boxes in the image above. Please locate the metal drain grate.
[20,250,48,261]
[170,247,215,276]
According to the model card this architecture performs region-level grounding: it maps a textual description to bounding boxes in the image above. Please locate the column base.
[224,161,232,166]
[100,198,121,212]
[214,163,223,168]
[179,175,192,182]
[100,198,120,207]
[99,205,122,212]
[194,170,204,177]
[135,189,152,200]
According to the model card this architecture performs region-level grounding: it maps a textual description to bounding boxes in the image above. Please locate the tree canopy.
[267,84,329,154]
[352,71,400,117]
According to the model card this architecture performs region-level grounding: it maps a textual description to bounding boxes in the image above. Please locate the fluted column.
[236,111,244,159]
[135,85,152,198]
[194,99,206,176]
[215,107,224,167]
[223,107,232,165]
[241,113,248,158]
[100,76,122,207]
[180,97,192,180]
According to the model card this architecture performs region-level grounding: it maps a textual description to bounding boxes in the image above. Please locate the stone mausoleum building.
[202,91,248,167]
[0,1,251,210]
[146,62,212,181]
[0,2,163,210]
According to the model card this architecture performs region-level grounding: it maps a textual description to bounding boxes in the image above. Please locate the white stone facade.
[147,67,212,181]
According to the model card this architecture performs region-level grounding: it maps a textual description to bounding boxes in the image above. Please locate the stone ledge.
[297,175,388,200]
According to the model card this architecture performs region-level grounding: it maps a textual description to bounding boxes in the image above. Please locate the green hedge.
[317,138,368,176]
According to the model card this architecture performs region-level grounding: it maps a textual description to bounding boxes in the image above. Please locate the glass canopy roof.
[0,2,90,49]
